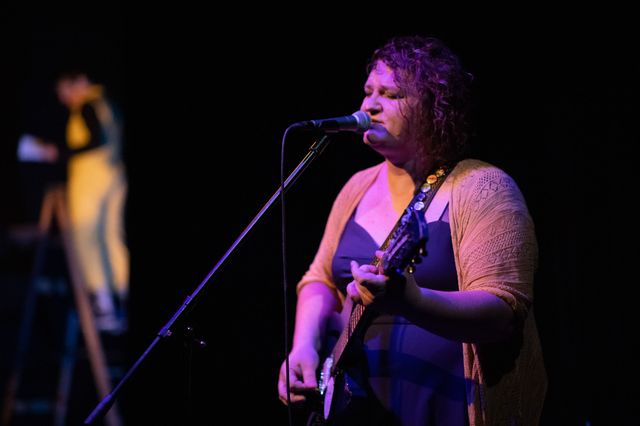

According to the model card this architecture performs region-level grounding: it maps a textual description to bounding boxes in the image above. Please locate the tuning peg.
[408,265,415,274]
[419,246,427,256]
[412,255,422,264]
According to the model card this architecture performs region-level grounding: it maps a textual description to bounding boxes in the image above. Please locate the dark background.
[1,4,637,425]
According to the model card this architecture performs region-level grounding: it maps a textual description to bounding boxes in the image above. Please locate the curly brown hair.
[369,35,472,169]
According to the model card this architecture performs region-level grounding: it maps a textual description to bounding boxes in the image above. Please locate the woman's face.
[360,61,419,165]
[56,76,90,109]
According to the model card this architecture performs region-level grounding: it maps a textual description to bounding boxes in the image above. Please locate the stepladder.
[1,183,123,426]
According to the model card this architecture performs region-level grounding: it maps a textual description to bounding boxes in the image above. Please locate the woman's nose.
[361,95,381,115]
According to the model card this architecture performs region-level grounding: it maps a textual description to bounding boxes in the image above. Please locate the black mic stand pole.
[84,134,331,424]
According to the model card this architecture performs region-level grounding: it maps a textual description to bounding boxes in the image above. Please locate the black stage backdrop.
[1,5,637,425]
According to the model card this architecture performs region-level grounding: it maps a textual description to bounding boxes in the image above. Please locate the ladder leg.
[1,188,57,426]
[53,308,79,426]
[53,187,123,426]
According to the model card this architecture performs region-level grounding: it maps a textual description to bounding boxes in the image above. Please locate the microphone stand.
[84,133,332,424]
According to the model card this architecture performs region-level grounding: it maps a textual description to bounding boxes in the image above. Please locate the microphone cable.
[281,124,294,426]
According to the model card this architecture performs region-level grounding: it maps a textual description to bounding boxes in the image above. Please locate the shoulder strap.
[425,169,453,223]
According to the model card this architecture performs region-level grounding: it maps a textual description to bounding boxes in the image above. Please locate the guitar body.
[305,298,352,425]
[311,357,391,425]
[307,344,362,426]
[306,359,347,426]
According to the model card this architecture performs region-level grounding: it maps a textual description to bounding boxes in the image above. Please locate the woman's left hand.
[348,249,420,314]
[347,260,388,306]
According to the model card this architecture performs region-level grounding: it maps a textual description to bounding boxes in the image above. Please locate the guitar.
[307,203,429,425]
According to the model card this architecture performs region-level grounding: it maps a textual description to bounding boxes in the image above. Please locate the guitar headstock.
[379,207,428,276]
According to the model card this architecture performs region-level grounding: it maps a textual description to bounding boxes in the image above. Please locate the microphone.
[292,111,371,133]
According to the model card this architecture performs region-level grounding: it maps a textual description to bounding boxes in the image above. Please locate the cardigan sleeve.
[450,161,538,323]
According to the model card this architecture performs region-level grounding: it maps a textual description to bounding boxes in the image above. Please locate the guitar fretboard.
[329,303,365,374]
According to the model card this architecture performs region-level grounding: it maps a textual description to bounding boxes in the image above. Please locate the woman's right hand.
[277,346,320,405]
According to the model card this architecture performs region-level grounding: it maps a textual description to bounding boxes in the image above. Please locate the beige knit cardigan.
[297,159,547,425]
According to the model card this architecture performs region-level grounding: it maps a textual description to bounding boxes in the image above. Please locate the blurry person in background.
[55,70,128,333]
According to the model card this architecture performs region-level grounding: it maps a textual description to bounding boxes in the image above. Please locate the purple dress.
[330,210,469,426]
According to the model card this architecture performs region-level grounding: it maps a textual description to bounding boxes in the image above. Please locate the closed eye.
[386,93,404,99]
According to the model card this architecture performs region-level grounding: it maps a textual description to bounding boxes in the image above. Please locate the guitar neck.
[329,302,371,373]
